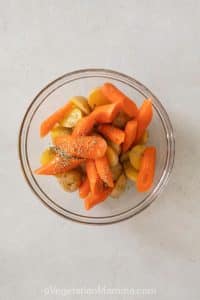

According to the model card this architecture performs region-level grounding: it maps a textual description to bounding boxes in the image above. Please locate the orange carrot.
[85,160,103,195]
[72,114,96,137]
[34,155,84,175]
[79,176,90,198]
[84,188,112,210]
[91,102,121,123]
[135,99,153,142]
[98,124,125,145]
[54,135,107,159]
[136,147,156,192]
[95,156,114,188]
[122,119,138,153]
[101,83,138,118]
[40,102,73,137]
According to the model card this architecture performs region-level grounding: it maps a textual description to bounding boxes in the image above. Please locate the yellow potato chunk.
[139,130,149,144]
[106,145,119,167]
[40,148,56,165]
[111,163,123,181]
[70,96,91,115]
[50,126,71,143]
[129,145,146,170]
[57,169,82,192]
[88,87,109,109]
[107,140,121,155]
[111,173,127,198]
[60,107,83,128]
[123,161,138,182]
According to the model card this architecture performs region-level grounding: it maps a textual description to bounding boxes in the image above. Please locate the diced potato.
[111,173,127,198]
[112,111,130,129]
[106,145,119,167]
[107,140,121,155]
[123,161,138,182]
[120,151,130,163]
[57,169,82,192]
[50,126,71,143]
[111,163,123,181]
[139,130,149,144]
[88,87,109,109]
[40,148,56,165]
[70,96,91,115]
[129,145,146,170]
[60,108,83,128]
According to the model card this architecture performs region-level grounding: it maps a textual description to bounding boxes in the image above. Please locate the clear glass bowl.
[18,69,175,224]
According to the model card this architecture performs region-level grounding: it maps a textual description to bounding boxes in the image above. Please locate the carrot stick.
[84,188,112,210]
[95,156,114,188]
[135,99,153,143]
[97,124,125,145]
[40,102,73,137]
[122,119,138,153]
[85,160,103,195]
[34,155,84,175]
[101,83,138,118]
[91,102,121,123]
[72,114,96,137]
[136,147,156,192]
[79,176,90,198]
[54,135,107,159]
[72,103,121,137]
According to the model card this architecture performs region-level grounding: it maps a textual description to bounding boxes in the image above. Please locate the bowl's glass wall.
[19,70,174,224]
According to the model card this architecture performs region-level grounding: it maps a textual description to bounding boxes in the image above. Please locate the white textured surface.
[1,1,200,299]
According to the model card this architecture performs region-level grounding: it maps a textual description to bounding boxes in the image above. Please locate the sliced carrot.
[40,102,73,137]
[98,124,125,145]
[79,176,90,198]
[84,188,112,210]
[136,147,156,192]
[34,155,84,175]
[95,156,114,188]
[135,99,153,143]
[72,114,96,137]
[85,160,103,195]
[91,102,121,123]
[54,135,107,159]
[122,119,138,153]
[101,83,138,118]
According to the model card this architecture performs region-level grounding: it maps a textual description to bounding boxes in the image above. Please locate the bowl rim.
[18,68,175,224]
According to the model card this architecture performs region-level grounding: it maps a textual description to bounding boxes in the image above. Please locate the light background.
[0,1,200,299]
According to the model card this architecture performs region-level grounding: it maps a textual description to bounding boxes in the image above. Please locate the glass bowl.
[18,69,175,224]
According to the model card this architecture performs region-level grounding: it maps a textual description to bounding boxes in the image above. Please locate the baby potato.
[57,169,82,192]
[60,107,83,128]
[120,151,130,163]
[70,96,91,115]
[139,130,149,145]
[111,173,127,198]
[123,161,138,182]
[107,140,121,155]
[106,145,119,167]
[40,148,56,165]
[112,111,130,129]
[88,87,109,109]
[129,145,146,170]
[50,126,71,143]
[111,163,123,181]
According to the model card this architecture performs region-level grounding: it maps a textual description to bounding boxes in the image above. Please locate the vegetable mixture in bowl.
[19,69,175,224]
[34,83,156,210]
